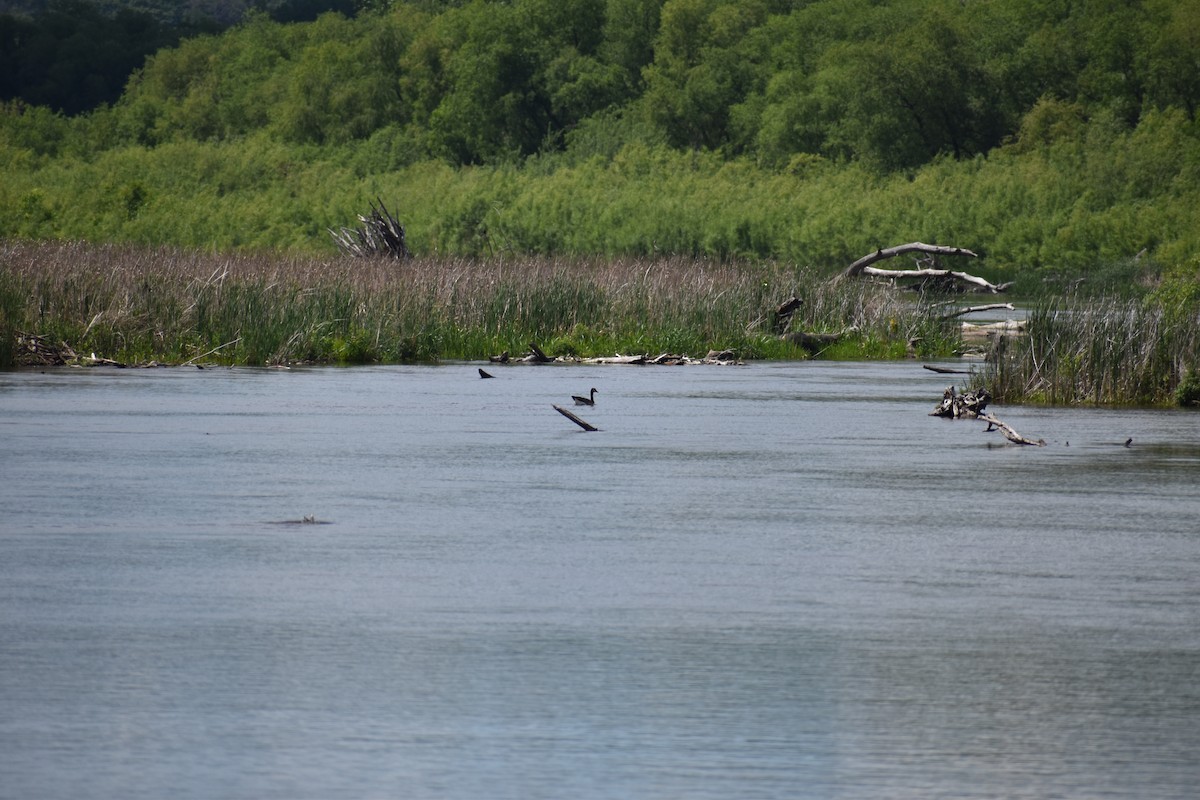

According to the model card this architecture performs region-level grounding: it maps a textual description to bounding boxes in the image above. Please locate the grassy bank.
[969,293,1200,408]
[1,239,958,368]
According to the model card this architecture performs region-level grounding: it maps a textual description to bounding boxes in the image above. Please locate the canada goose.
[572,387,598,406]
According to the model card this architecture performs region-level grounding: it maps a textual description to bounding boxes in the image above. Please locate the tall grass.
[971,295,1200,406]
[2,239,950,367]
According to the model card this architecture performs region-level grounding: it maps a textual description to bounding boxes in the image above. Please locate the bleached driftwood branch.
[940,303,1016,320]
[980,413,1046,446]
[841,242,1008,293]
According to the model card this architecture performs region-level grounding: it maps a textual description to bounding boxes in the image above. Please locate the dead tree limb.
[553,405,598,431]
[979,413,1046,446]
[939,303,1015,320]
[841,242,1009,293]
[843,242,978,277]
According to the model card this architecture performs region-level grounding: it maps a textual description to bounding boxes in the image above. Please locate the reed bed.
[972,295,1200,407]
[2,239,955,367]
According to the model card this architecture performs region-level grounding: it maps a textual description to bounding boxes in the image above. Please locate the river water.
[2,361,1198,800]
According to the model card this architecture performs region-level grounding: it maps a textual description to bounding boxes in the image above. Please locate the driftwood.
[841,242,1010,293]
[923,364,970,375]
[930,385,990,418]
[15,331,77,366]
[589,354,646,365]
[486,348,739,366]
[980,413,1046,446]
[329,198,411,259]
[478,368,494,379]
[553,404,598,431]
[940,303,1015,320]
[961,319,1025,344]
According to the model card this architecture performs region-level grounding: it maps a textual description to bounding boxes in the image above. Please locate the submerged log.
[553,404,598,431]
[980,413,1046,446]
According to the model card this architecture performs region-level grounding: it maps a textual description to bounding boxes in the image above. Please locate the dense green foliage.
[2,0,1200,284]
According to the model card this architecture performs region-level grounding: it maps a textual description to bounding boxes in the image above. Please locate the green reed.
[971,294,1200,406]
[2,240,955,367]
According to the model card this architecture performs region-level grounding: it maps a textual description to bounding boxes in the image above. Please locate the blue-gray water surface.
[2,361,1199,800]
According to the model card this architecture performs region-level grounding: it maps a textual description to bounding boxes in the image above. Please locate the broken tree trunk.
[930,385,991,418]
[841,242,1008,293]
[980,413,1046,446]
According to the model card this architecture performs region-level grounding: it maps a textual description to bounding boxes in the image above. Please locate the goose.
[572,387,598,406]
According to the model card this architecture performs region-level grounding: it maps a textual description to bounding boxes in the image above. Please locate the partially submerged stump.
[930,385,991,418]
[930,385,1045,446]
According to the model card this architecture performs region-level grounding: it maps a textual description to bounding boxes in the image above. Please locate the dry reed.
[2,239,954,367]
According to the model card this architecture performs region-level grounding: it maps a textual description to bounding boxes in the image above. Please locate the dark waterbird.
[572,388,598,406]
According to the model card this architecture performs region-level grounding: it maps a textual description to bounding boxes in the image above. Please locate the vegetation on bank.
[3,239,1197,407]
[3,0,1199,406]
[969,269,1200,408]
[2,0,1199,283]
[0,239,958,367]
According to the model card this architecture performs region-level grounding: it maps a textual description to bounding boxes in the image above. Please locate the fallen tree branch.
[553,404,598,431]
[859,266,1008,293]
[841,242,1009,293]
[843,242,978,277]
[979,413,1045,446]
[939,302,1015,320]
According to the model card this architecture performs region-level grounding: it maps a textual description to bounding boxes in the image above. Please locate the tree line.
[1,0,1198,278]
[4,0,1197,167]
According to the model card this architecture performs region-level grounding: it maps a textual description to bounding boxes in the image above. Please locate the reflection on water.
[2,362,1199,800]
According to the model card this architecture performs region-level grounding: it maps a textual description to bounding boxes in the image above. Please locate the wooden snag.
[553,404,598,431]
[979,413,1046,446]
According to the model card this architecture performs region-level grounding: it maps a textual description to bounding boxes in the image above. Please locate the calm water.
[2,361,1198,800]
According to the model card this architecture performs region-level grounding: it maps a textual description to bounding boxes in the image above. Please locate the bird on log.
[572,388,598,406]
